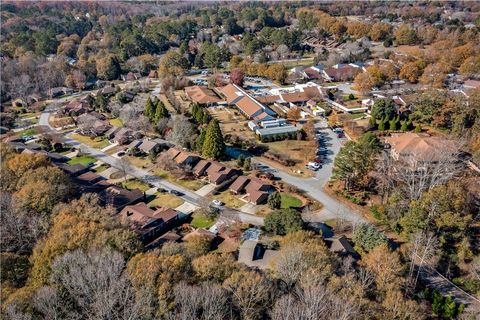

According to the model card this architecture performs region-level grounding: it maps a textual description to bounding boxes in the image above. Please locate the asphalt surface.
[254,127,367,224]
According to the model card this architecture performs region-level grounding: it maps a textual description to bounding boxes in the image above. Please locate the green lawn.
[121,179,150,192]
[148,192,184,208]
[16,127,37,137]
[18,112,38,119]
[279,58,314,69]
[109,118,123,127]
[190,211,215,228]
[68,155,97,166]
[213,190,244,209]
[346,113,367,120]
[70,133,110,149]
[280,193,303,209]
[93,164,109,173]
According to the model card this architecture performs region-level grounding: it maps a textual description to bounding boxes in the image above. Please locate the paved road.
[254,127,367,224]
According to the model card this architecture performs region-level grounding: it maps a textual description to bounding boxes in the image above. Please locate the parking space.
[312,127,345,184]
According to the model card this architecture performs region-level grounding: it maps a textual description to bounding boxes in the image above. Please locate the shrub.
[264,209,304,236]
[352,224,388,251]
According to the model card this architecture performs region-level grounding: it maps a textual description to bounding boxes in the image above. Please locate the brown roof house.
[325,235,358,258]
[230,176,274,204]
[166,148,201,167]
[64,99,90,116]
[322,63,364,82]
[118,202,180,243]
[55,163,90,177]
[205,161,238,185]
[77,113,112,137]
[98,185,144,211]
[238,240,279,270]
[221,84,276,122]
[385,133,458,163]
[183,228,216,242]
[112,128,135,145]
[185,85,222,106]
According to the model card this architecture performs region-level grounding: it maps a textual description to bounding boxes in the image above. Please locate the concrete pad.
[101,142,118,152]
[145,187,158,196]
[98,167,118,179]
[176,202,199,215]
[239,203,257,215]
[195,183,216,196]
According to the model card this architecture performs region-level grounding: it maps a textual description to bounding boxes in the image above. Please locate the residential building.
[324,235,358,258]
[385,133,458,162]
[97,185,144,211]
[322,63,365,82]
[185,85,222,106]
[221,83,276,121]
[230,176,274,204]
[205,161,237,185]
[183,228,216,242]
[55,163,90,177]
[118,202,180,243]
[248,118,299,139]
[238,240,279,270]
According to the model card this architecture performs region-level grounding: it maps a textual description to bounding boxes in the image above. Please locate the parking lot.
[312,127,345,183]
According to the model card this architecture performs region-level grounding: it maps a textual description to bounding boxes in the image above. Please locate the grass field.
[68,155,97,166]
[18,112,39,119]
[153,168,207,191]
[70,133,110,149]
[93,164,109,173]
[16,127,37,137]
[212,190,244,208]
[108,118,123,127]
[121,179,150,192]
[190,211,215,228]
[125,156,152,169]
[280,193,303,209]
[148,192,184,208]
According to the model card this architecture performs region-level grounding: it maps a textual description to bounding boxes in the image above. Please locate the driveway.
[254,127,366,224]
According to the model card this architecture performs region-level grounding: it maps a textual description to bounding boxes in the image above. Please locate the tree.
[158,50,189,76]
[414,123,422,132]
[153,101,169,124]
[395,24,417,45]
[371,98,396,121]
[264,209,304,235]
[195,129,206,153]
[192,253,237,282]
[202,119,225,160]
[96,54,121,80]
[361,244,403,291]
[94,92,109,112]
[267,192,281,209]
[223,269,272,320]
[352,224,388,252]
[399,60,425,83]
[230,68,245,86]
[166,115,195,149]
[144,97,154,119]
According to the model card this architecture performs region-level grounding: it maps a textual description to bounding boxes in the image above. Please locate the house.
[148,70,159,79]
[97,185,144,211]
[230,176,274,204]
[205,161,237,185]
[385,133,458,163]
[261,82,324,106]
[127,139,143,151]
[55,163,90,177]
[112,128,134,145]
[166,148,201,167]
[183,228,216,242]
[221,84,276,121]
[64,99,90,116]
[104,126,121,140]
[248,118,299,140]
[98,86,118,97]
[118,202,180,243]
[77,114,112,136]
[74,171,104,185]
[144,231,181,250]
[48,87,74,98]
[138,139,163,154]
[185,85,222,106]
[26,94,41,105]
[193,159,212,176]
[122,72,141,81]
[322,63,365,82]
[238,240,279,270]
[325,235,358,258]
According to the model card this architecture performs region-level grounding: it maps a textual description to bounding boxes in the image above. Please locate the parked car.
[306,162,321,171]
[211,200,224,206]
[157,187,167,193]
[170,189,184,196]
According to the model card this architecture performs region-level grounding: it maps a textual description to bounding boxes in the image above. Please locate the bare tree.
[166,115,194,148]
[406,231,438,296]
[44,248,144,320]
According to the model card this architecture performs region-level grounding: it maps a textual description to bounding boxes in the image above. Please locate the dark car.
[170,189,184,196]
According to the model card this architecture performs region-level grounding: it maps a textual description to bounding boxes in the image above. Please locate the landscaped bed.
[148,192,184,208]
[67,155,97,166]
[70,133,110,149]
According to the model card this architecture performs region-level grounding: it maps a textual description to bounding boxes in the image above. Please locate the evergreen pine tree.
[442,296,456,319]
[432,290,444,316]
[144,97,154,118]
[154,101,169,124]
[378,118,385,131]
[202,119,225,159]
[389,117,398,131]
[95,92,109,112]
[268,192,282,209]
[202,112,211,124]
[400,120,408,132]
[195,129,206,152]
[243,157,251,171]
[414,123,422,133]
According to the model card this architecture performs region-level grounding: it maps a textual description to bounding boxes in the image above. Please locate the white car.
[307,162,321,171]
[211,200,224,206]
